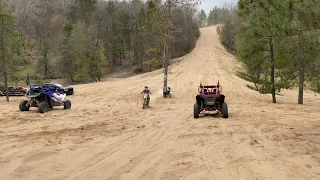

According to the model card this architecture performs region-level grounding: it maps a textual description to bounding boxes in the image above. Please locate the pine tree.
[70,22,103,82]
[197,9,207,27]
[105,0,126,70]
[286,0,320,104]
[207,6,221,26]
[139,0,172,70]
[69,0,97,24]
[59,20,77,82]
[0,0,21,102]
[237,0,292,103]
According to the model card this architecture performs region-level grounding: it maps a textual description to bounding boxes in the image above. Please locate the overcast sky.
[199,0,238,14]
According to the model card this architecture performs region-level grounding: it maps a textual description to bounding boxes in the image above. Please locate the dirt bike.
[142,93,150,109]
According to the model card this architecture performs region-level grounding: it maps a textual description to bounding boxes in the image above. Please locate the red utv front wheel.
[222,103,228,118]
[194,103,200,118]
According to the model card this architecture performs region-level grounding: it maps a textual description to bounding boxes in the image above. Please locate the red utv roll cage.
[198,81,222,95]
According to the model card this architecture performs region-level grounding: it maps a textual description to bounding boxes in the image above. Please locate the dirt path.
[1,26,320,180]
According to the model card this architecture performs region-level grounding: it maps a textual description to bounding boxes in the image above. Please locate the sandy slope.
[1,26,320,180]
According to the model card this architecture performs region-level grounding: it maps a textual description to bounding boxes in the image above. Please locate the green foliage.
[59,20,77,81]
[308,56,320,93]
[207,6,221,26]
[234,0,320,103]
[58,21,104,83]
[235,25,266,86]
[69,0,97,23]
[235,0,296,102]
[0,0,23,101]
[1,0,200,85]
[104,0,128,69]
[6,31,25,82]
[194,27,201,38]
[71,23,103,82]
[197,9,207,27]
[62,20,74,36]
[144,46,162,68]
[37,41,50,78]
[214,5,238,54]
[106,0,116,15]
[235,71,253,82]
[245,84,256,91]
[143,57,161,68]
[137,1,173,70]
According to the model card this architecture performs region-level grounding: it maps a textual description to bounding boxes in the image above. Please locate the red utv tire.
[222,103,228,118]
[194,103,200,118]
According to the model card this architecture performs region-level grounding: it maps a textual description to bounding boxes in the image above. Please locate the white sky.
[198,0,238,14]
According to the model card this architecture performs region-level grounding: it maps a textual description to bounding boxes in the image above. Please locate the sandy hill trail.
[1,26,320,180]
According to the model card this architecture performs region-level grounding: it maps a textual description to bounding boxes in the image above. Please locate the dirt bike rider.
[141,86,152,102]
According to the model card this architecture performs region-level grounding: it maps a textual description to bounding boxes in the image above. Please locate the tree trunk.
[255,67,262,84]
[163,0,172,90]
[69,73,74,82]
[163,41,169,88]
[44,52,48,78]
[3,60,8,102]
[269,37,276,103]
[129,46,132,69]
[107,41,113,69]
[298,64,305,104]
[298,46,304,104]
[90,72,97,82]
[128,32,132,69]
[108,16,114,70]
[0,17,9,102]
[37,38,41,57]
[253,82,259,91]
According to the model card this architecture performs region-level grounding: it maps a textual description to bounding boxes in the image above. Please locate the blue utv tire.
[38,101,49,113]
[19,100,30,111]
[64,100,71,109]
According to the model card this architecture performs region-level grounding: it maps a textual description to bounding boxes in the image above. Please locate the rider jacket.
[142,89,151,94]
[142,89,151,99]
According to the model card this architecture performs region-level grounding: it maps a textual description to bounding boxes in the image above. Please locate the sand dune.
[1,26,320,180]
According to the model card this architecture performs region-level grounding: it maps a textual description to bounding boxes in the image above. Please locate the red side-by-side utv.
[194,82,228,118]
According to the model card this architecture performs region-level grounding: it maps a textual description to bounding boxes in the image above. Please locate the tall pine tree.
[0,0,22,102]
[237,0,293,103]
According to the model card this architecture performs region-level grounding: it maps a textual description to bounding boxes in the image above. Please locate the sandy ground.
[1,26,320,180]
